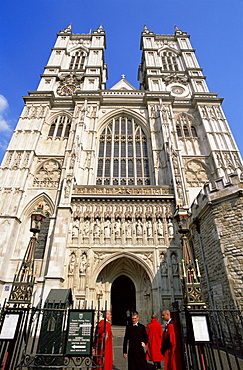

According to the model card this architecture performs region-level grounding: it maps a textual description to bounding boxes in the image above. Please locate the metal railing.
[0,301,106,370]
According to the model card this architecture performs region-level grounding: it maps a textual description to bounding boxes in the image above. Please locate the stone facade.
[189,174,243,308]
[0,25,242,321]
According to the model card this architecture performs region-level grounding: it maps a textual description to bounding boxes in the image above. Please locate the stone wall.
[189,174,243,308]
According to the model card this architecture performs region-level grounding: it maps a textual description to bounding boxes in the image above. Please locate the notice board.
[65,310,94,356]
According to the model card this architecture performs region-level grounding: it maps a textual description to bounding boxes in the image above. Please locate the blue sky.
[0,0,242,163]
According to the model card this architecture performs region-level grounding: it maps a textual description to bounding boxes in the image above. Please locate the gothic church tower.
[0,25,242,321]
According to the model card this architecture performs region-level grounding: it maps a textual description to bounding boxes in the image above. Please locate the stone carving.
[233,153,243,169]
[114,218,121,237]
[94,219,100,237]
[104,219,111,237]
[84,151,92,168]
[157,218,164,237]
[161,258,168,275]
[171,254,179,274]
[147,220,153,237]
[136,219,143,236]
[68,252,76,274]
[33,159,61,188]
[74,186,172,196]
[71,200,175,245]
[72,218,80,238]
[162,73,188,86]
[12,152,22,168]
[126,219,132,237]
[64,178,72,198]
[185,160,208,187]
[167,218,174,238]
[83,219,90,236]
[224,153,235,172]
[79,252,87,274]
[4,152,13,167]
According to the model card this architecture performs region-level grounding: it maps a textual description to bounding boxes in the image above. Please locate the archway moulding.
[97,108,149,136]
[93,251,154,283]
[21,192,55,219]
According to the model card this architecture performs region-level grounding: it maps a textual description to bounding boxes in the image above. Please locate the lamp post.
[174,205,205,309]
[8,204,45,307]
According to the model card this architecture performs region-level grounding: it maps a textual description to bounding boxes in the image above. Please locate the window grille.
[161,51,179,71]
[97,117,150,185]
[69,51,85,70]
[48,115,71,139]
[176,114,198,139]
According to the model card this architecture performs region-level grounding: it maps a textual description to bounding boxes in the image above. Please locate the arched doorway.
[111,275,136,326]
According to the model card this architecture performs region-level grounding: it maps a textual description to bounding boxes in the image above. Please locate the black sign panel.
[65,310,94,356]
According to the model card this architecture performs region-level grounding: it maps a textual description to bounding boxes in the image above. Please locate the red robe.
[93,319,113,370]
[162,320,182,370]
[146,318,164,362]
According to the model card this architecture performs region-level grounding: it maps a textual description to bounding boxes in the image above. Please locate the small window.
[48,115,71,139]
[56,124,63,137]
[183,125,190,137]
[176,125,182,137]
[48,124,55,137]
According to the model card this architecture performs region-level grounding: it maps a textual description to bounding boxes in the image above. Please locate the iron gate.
[0,302,106,370]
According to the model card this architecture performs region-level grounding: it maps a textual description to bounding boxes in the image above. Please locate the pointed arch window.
[176,114,198,139]
[97,117,150,185]
[161,51,179,71]
[69,51,86,70]
[48,115,71,139]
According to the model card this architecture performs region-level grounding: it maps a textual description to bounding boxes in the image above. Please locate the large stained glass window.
[97,117,150,185]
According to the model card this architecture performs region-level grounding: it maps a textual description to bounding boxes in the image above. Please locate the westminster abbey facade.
[0,25,242,322]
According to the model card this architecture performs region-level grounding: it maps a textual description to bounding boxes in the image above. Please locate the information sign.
[0,313,21,340]
[65,310,94,356]
[191,315,210,342]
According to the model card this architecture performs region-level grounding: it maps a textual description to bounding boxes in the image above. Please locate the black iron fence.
[1,302,242,370]
[0,302,106,370]
[178,306,243,370]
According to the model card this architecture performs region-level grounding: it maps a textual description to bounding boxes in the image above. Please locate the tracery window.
[97,117,150,185]
[69,51,85,70]
[48,115,71,139]
[161,51,179,71]
[176,114,198,138]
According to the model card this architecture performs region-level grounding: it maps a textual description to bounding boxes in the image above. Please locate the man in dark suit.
[123,311,149,370]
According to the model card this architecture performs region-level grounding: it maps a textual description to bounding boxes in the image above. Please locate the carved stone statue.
[83,220,90,236]
[79,252,87,274]
[114,218,121,237]
[94,219,100,237]
[72,219,79,237]
[68,253,76,274]
[126,220,132,237]
[136,219,143,236]
[171,254,178,274]
[161,259,168,275]
[157,218,163,237]
[147,220,152,237]
[104,219,111,237]
[167,218,174,238]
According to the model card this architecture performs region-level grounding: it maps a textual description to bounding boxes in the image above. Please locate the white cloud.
[0,118,11,132]
[0,95,12,133]
[0,95,9,112]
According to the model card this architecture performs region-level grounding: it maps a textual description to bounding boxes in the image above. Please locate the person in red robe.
[93,310,113,370]
[161,310,182,370]
[146,314,164,369]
